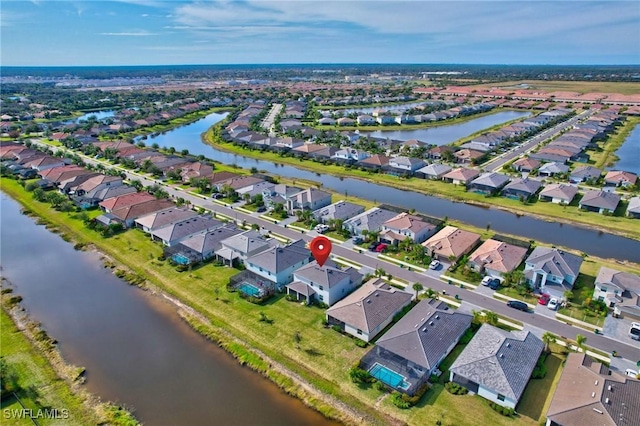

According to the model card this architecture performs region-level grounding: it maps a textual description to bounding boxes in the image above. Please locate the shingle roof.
[134,207,198,231]
[596,267,640,294]
[538,162,569,174]
[525,247,583,281]
[178,225,241,255]
[343,207,398,234]
[376,298,472,370]
[502,177,542,195]
[220,230,271,254]
[248,239,310,273]
[325,278,413,334]
[580,190,621,211]
[471,172,511,189]
[151,216,223,243]
[571,165,602,179]
[450,324,543,402]
[111,199,174,222]
[539,183,578,201]
[628,197,640,214]
[417,163,452,177]
[313,200,364,223]
[294,262,362,289]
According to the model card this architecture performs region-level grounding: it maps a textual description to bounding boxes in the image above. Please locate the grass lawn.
[517,351,564,422]
[469,80,640,95]
[496,286,538,305]
[445,268,483,285]
[0,309,101,426]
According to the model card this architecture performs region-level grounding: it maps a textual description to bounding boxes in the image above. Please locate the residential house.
[216,230,274,265]
[604,170,638,188]
[332,148,370,163]
[361,298,472,395]
[151,216,223,246]
[538,184,578,204]
[108,199,175,228]
[380,212,437,245]
[358,154,390,170]
[593,267,640,321]
[570,166,602,184]
[627,197,640,219]
[357,115,375,125]
[512,157,541,173]
[134,207,198,233]
[538,162,569,177]
[318,117,336,126]
[376,115,396,125]
[21,155,67,172]
[312,200,365,224]
[286,188,332,212]
[215,176,265,192]
[285,260,362,306]
[422,226,481,261]
[343,207,399,237]
[469,172,511,195]
[546,353,640,426]
[58,172,102,194]
[450,324,543,409]
[501,177,542,200]
[39,165,92,184]
[180,162,214,183]
[325,278,413,342]
[336,117,355,126]
[388,156,426,174]
[579,190,620,214]
[92,185,137,203]
[245,239,312,289]
[168,225,242,265]
[443,168,481,185]
[99,192,156,214]
[416,163,452,180]
[468,239,528,278]
[524,247,583,298]
[454,149,485,164]
[428,145,455,161]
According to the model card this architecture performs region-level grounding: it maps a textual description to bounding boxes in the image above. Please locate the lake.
[609,122,640,175]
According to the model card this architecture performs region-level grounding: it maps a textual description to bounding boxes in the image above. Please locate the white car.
[547,298,559,310]
[429,260,440,270]
[625,369,638,378]
[630,322,640,341]
[481,276,493,286]
[314,224,329,233]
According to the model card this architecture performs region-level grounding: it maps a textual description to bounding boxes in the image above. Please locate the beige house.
[468,239,528,278]
[422,226,481,261]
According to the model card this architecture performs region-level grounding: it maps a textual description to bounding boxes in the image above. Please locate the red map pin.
[309,236,332,267]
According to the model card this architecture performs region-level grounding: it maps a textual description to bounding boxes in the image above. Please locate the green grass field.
[516,351,564,422]
[470,80,640,95]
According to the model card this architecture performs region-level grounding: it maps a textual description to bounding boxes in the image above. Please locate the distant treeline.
[1,64,639,82]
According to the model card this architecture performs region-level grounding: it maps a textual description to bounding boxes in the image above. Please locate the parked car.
[481,276,493,286]
[368,242,379,251]
[507,300,529,312]
[547,298,559,310]
[630,322,640,341]
[256,206,267,213]
[315,224,329,233]
[625,369,639,378]
[375,243,388,253]
[538,293,551,305]
[429,260,440,270]
[352,236,363,244]
[488,279,500,290]
[211,193,223,199]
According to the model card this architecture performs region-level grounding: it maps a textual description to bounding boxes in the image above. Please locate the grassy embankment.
[203,127,640,241]
[468,80,640,95]
[2,177,545,426]
[0,304,137,425]
[587,117,640,169]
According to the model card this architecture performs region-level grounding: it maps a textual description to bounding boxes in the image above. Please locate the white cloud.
[100,30,158,36]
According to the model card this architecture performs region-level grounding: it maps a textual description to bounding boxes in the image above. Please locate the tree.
[542,332,556,353]
[374,267,386,278]
[412,283,423,299]
[424,287,437,300]
[564,290,574,303]
[483,310,499,326]
[575,334,587,352]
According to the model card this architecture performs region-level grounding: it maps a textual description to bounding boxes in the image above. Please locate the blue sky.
[1,1,639,66]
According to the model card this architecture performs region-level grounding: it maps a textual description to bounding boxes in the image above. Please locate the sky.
[1,0,639,66]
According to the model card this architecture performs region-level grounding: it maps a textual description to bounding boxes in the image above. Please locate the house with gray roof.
[538,162,569,177]
[593,267,640,321]
[245,239,312,289]
[286,260,362,306]
[360,298,472,395]
[546,353,640,426]
[151,215,224,247]
[627,196,640,219]
[286,188,332,213]
[538,183,578,204]
[416,163,452,180]
[449,324,543,409]
[343,207,398,236]
[313,200,365,224]
[524,247,583,299]
[570,165,602,184]
[216,229,274,265]
[501,177,542,201]
[579,190,620,214]
[325,278,413,342]
[388,156,426,174]
[469,172,510,195]
[135,207,198,233]
[166,225,241,265]
[443,167,481,185]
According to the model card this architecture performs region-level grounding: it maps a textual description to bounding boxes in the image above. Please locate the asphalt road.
[485,110,593,172]
[34,141,640,362]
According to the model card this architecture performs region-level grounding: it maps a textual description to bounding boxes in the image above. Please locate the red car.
[375,243,388,253]
[538,293,551,305]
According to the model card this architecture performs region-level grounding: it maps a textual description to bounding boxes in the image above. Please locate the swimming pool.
[238,282,262,297]
[172,254,191,265]
[369,363,410,390]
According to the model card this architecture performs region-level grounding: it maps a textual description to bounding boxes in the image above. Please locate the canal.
[609,122,640,175]
[140,112,640,262]
[0,194,337,426]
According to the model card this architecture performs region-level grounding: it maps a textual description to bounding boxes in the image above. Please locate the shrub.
[348,367,372,384]
[390,391,411,409]
[531,352,548,379]
[488,401,514,416]
[331,325,342,333]
[354,339,368,348]
[374,380,386,392]
[445,381,468,395]
[460,328,475,344]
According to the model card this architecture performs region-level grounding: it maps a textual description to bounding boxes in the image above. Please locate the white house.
[245,240,311,289]
[524,247,583,299]
[285,260,362,306]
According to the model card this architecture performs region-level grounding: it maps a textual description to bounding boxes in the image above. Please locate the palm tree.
[412,283,423,299]
[374,267,386,278]
[542,332,557,353]
[575,334,587,353]
[483,310,499,326]
[424,287,437,300]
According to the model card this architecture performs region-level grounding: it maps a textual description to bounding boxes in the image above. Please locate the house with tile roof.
[593,267,640,321]
[538,162,569,177]
[538,184,578,204]
[388,156,426,173]
[109,199,175,228]
[468,239,528,278]
[343,207,399,236]
[570,166,602,184]
[134,207,198,233]
[361,298,472,395]
[312,200,365,224]
[512,157,541,173]
[501,177,543,201]
[579,190,620,214]
[99,191,156,213]
[422,226,481,261]
[167,225,242,265]
[604,170,638,188]
[245,239,312,289]
[450,324,543,409]
[442,168,481,185]
[285,260,362,306]
[627,197,640,219]
[416,163,452,180]
[358,154,390,169]
[546,353,640,426]
[380,212,437,245]
[325,278,413,342]
[524,247,583,298]
[151,215,223,246]
[454,149,485,164]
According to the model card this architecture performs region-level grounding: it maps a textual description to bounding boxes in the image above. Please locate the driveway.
[603,316,640,350]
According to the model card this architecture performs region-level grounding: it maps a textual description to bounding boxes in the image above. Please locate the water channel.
[608,122,640,175]
[0,194,337,426]
[140,112,640,262]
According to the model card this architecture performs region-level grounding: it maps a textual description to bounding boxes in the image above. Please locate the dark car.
[256,206,267,213]
[368,242,379,251]
[488,279,500,290]
[211,193,223,199]
[507,300,529,312]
